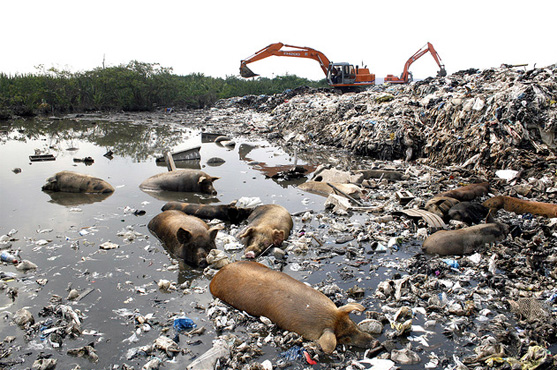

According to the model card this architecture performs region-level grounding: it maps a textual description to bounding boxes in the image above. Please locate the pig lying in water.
[210,261,377,354]
[237,204,293,259]
[422,222,509,256]
[161,201,253,224]
[42,171,114,194]
[139,169,219,195]
[148,210,220,268]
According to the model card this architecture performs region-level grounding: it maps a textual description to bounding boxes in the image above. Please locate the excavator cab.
[327,63,357,85]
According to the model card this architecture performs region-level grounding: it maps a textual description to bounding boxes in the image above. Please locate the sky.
[2,0,555,82]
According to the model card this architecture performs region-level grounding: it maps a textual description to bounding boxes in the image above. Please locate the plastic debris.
[1,251,18,264]
[16,259,38,271]
[187,338,230,370]
[13,308,34,327]
[280,345,316,365]
[173,316,197,333]
[67,345,99,363]
[99,241,119,250]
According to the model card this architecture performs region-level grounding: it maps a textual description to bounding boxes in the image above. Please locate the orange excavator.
[239,42,375,89]
[384,42,447,84]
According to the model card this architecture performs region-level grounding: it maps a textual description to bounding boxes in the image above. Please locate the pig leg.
[318,329,336,354]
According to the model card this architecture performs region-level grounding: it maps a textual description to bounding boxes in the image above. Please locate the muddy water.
[1,116,434,369]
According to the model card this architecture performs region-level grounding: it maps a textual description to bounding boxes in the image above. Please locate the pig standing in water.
[42,171,114,194]
[422,222,509,256]
[148,210,220,268]
[238,204,293,259]
[210,261,377,354]
[139,169,219,195]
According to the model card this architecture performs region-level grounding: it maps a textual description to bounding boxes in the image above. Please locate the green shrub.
[0,62,327,117]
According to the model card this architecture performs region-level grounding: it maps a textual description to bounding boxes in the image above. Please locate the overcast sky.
[2,0,555,81]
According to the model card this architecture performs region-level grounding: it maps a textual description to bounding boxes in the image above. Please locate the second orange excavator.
[384,42,447,84]
[239,42,375,90]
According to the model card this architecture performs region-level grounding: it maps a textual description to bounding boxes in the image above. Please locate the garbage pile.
[195,67,557,369]
[219,66,557,179]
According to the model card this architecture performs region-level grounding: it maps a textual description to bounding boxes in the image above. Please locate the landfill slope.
[220,66,556,179]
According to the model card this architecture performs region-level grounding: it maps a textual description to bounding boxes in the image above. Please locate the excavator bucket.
[437,67,447,77]
[240,65,259,78]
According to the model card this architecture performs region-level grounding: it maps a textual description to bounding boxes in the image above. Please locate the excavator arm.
[239,42,375,90]
[385,42,446,84]
[240,42,331,78]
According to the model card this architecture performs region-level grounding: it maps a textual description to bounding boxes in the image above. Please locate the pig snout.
[197,256,208,269]
[244,250,256,259]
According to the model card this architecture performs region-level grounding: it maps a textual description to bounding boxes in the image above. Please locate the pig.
[298,181,365,199]
[483,195,557,218]
[147,210,220,268]
[161,201,253,224]
[422,222,509,256]
[139,169,219,195]
[237,204,293,259]
[439,181,490,201]
[209,261,377,354]
[448,202,490,225]
[424,196,461,220]
[42,171,114,194]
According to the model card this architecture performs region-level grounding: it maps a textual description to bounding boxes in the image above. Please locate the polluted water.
[1,64,557,370]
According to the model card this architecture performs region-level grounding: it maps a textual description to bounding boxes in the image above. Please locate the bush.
[0,62,327,117]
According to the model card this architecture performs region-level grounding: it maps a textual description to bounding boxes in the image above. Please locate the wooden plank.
[165,152,176,172]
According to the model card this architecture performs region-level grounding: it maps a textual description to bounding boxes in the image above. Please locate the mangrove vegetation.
[0,61,327,118]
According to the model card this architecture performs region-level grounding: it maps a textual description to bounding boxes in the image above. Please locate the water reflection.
[43,190,114,206]
[140,189,220,203]
[1,117,189,162]
[155,159,201,169]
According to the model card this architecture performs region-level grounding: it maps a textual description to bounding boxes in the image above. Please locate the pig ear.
[176,228,193,244]
[199,176,220,185]
[238,226,254,239]
[318,328,337,354]
[272,229,285,246]
[338,303,365,314]
[208,226,221,241]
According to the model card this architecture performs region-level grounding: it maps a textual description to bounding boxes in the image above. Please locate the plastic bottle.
[1,251,18,264]
[173,317,196,333]
[187,339,230,370]
[443,259,459,269]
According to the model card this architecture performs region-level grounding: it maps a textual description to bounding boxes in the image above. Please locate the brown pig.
[439,182,490,201]
[424,196,460,220]
[422,222,509,256]
[298,181,365,199]
[139,169,219,195]
[148,210,220,268]
[447,202,490,225]
[161,201,253,224]
[238,204,293,259]
[483,195,557,218]
[42,170,114,194]
[209,261,376,354]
